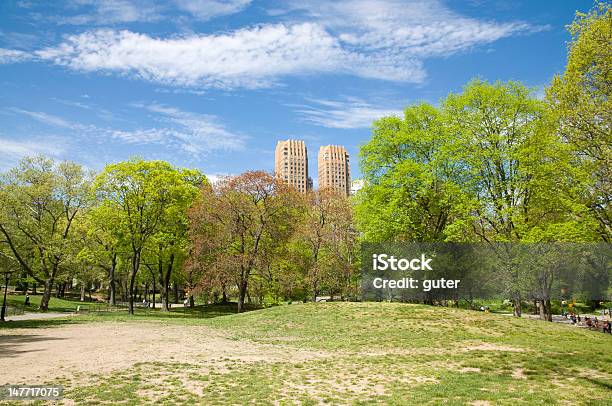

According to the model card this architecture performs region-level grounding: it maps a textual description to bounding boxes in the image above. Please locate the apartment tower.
[318,145,350,196]
[275,139,312,193]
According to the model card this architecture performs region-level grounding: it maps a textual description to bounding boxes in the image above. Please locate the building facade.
[274,139,312,193]
[318,145,350,196]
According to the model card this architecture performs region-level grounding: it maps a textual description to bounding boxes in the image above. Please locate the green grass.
[3,302,611,405]
[4,293,104,313]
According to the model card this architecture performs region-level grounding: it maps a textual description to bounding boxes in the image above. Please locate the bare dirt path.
[0,321,326,385]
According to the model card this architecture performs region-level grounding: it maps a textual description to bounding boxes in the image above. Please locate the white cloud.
[42,0,251,25]
[0,48,31,64]
[6,0,545,89]
[8,108,83,129]
[53,0,163,25]
[280,0,545,56]
[0,137,65,170]
[8,105,245,156]
[112,103,246,153]
[204,173,232,184]
[35,24,413,89]
[295,98,402,129]
[174,0,252,20]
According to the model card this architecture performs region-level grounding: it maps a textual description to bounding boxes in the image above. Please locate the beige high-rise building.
[275,139,312,193]
[318,145,350,196]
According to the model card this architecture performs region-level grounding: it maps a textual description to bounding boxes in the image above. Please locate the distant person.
[603,321,611,334]
[142,298,148,308]
[183,298,189,308]
[24,294,30,306]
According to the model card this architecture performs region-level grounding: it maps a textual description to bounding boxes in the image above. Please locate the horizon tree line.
[0,2,609,317]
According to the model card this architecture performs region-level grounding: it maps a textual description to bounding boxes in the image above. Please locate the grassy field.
[1,302,611,405]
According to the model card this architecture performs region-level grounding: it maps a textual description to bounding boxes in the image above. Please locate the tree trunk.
[189,295,194,308]
[221,285,228,304]
[512,294,522,317]
[151,275,156,309]
[128,252,140,315]
[32,283,37,295]
[161,254,174,312]
[80,284,85,301]
[539,299,553,322]
[173,283,179,304]
[39,278,53,311]
[237,279,248,313]
[109,253,117,306]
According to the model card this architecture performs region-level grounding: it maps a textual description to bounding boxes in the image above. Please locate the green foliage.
[92,157,204,313]
[0,156,91,310]
[547,1,612,241]
[358,103,475,242]
[358,76,602,245]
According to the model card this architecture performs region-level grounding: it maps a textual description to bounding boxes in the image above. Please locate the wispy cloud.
[50,0,164,25]
[295,98,402,129]
[34,0,252,25]
[8,107,83,129]
[113,103,246,153]
[279,0,547,56]
[7,104,246,156]
[173,0,252,21]
[0,137,65,170]
[33,24,409,89]
[4,0,546,89]
[0,48,32,64]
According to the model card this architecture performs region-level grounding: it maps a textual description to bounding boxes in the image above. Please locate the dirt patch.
[0,322,327,385]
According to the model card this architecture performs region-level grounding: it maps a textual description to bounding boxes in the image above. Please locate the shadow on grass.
[582,377,612,391]
[0,303,260,329]
[0,318,81,330]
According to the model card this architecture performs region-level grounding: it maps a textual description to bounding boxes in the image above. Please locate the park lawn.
[4,293,105,313]
[2,302,611,405]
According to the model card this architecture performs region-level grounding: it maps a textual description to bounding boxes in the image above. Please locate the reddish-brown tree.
[188,171,302,312]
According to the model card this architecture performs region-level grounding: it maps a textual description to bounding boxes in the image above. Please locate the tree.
[0,156,91,311]
[547,1,612,242]
[81,202,123,305]
[444,80,593,318]
[302,188,358,301]
[189,171,302,312]
[356,103,475,243]
[94,158,202,315]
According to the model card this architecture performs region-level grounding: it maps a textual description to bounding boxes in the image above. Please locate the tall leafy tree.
[189,171,302,312]
[0,156,91,310]
[547,1,612,241]
[94,158,202,314]
[356,103,474,242]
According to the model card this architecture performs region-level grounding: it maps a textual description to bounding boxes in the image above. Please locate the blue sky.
[0,0,588,183]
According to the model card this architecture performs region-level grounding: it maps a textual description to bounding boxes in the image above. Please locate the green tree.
[356,103,475,242]
[445,80,593,317]
[547,1,612,241]
[94,158,202,314]
[0,156,91,311]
